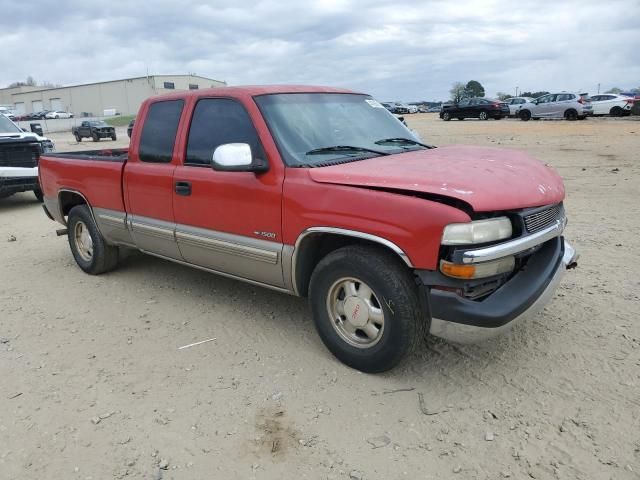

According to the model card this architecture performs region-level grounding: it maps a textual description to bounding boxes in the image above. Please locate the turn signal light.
[440,262,476,279]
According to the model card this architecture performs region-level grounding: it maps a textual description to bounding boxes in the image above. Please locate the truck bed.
[44,148,128,162]
[39,148,129,214]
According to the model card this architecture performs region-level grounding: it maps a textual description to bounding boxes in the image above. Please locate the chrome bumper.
[429,239,578,344]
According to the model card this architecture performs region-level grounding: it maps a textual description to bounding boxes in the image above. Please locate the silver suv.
[519,93,592,121]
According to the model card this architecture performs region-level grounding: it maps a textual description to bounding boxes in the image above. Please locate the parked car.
[518,93,592,121]
[589,94,635,116]
[504,97,535,116]
[440,97,510,121]
[127,119,135,138]
[1,113,55,201]
[427,106,441,113]
[45,110,74,119]
[72,120,116,142]
[39,85,577,373]
[406,104,419,114]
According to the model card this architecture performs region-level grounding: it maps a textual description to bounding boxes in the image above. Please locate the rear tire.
[610,106,623,117]
[67,205,119,275]
[111,133,117,141]
[564,109,578,121]
[519,109,531,121]
[308,245,423,373]
[478,111,488,120]
[92,133,99,142]
[75,133,81,142]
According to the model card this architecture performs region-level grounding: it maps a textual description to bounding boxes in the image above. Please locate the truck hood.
[0,131,51,143]
[307,145,564,212]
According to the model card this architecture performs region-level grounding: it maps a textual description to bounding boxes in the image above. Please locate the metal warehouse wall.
[8,75,225,117]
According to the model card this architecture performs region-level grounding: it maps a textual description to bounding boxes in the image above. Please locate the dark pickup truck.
[72,121,116,142]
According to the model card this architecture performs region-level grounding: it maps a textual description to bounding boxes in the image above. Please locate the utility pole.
[515,86,519,97]
[597,83,600,94]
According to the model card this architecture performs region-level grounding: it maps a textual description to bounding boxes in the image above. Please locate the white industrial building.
[0,74,226,117]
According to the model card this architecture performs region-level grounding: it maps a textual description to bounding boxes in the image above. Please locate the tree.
[464,80,485,98]
[449,82,466,103]
[496,92,512,101]
[605,87,622,94]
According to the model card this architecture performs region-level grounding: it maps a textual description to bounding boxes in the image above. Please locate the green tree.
[449,82,466,103]
[496,92,512,101]
[464,80,485,98]
[605,87,622,94]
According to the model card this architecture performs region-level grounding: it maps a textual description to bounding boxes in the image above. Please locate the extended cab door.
[172,97,285,287]
[123,99,185,259]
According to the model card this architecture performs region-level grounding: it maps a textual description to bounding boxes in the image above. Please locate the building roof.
[2,74,225,95]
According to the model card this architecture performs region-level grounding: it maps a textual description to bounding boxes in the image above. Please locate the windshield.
[90,121,108,127]
[0,114,21,134]
[254,93,422,167]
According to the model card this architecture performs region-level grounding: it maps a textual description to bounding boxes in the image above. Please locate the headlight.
[441,217,512,245]
[440,256,515,279]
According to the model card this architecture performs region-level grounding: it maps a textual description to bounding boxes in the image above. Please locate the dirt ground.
[1,116,639,480]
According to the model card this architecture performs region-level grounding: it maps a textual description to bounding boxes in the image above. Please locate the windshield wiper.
[305,145,390,156]
[374,137,436,149]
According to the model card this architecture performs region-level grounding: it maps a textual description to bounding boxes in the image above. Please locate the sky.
[1,0,639,102]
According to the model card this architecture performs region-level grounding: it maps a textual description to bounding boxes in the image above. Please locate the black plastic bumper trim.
[423,237,563,328]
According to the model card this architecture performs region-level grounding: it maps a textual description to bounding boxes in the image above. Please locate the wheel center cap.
[344,296,368,327]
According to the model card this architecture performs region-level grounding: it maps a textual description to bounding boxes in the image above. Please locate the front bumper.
[424,237,577,343]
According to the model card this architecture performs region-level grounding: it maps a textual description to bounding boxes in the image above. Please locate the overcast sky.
[1,0,638,101]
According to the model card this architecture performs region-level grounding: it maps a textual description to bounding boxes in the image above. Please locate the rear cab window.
[139,100,184,163]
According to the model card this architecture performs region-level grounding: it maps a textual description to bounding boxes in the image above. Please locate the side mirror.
[211,143,268,173]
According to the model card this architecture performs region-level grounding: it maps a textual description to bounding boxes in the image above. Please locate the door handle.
[175,181,192,196]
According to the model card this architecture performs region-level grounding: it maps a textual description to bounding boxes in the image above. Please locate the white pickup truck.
[0,114,55,201]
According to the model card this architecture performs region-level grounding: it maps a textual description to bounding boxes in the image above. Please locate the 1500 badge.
[254,231,277,239]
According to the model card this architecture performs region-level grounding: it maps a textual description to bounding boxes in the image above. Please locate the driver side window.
[185,98,265,167]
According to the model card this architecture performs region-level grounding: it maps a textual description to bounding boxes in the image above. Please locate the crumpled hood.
[307,145,565,212]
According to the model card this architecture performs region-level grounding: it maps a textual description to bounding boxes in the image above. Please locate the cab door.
[172,97,285,287]
[123,99,185,259]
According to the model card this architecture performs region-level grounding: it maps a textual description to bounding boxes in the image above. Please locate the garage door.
[50,98,62,111]
[32,100,43,113]
[14,102,25,114]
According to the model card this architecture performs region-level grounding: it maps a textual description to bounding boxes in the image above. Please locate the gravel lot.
[1,116,639,480]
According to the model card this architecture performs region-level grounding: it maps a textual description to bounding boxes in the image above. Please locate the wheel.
[564,109,578,121]
[67,205,119,275]
[75,133,81,142]
[610,106,623,117]
[519,110,531,121]
[442,112,451,121]
[478,110,488,120]
[111,133,117,141]
[92,133,99,142]
[457,117,464,121]
[308,245,423,373]
[33,188,43,202]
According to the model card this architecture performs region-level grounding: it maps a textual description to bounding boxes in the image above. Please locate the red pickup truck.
[39,85,577,372]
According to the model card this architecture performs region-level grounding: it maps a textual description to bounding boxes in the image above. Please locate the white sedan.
[45,110,74,119]
[589,94,635,116]
[504,97,535,116]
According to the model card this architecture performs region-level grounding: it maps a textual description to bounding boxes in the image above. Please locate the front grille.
[0,143,41,168]
[523,203,564,233]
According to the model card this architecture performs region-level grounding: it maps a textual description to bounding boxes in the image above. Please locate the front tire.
[308,245,423,373]
[478,110,488,120]
[519,109,531,121]
[92,133,99,142]
[442,112,451,121]
[67,205,119,274]
[111,133,117,141]
[75,133,82,142]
